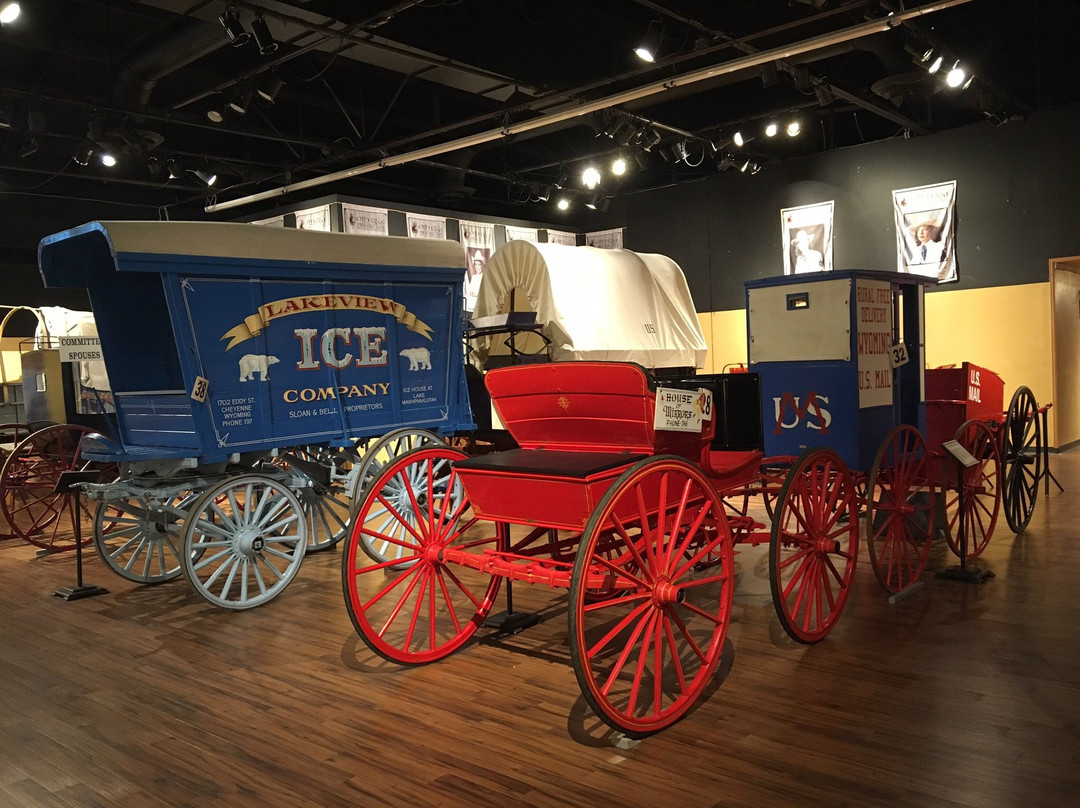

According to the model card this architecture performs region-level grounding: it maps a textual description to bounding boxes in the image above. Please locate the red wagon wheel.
[342,446,505,664]
[865,425,936,594]
[0,424,109,551]
[941,419,1000,560]
[770,448,858,644]
[568,455,734,737]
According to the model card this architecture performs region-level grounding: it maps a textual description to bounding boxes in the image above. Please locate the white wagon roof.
[469,240,706,370]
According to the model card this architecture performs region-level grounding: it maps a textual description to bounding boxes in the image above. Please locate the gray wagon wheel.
[93,490,197,584]
[1001,386,1043,533]
[181,474,307,610]
[278,444,354,553]
[350,428,447,565]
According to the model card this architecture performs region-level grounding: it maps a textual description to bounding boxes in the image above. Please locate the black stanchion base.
[935,566,995,584]
[53,584,110,601]
[482,610,542,635]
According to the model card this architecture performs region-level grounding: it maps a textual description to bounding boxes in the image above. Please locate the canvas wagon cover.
[469,241,706,370]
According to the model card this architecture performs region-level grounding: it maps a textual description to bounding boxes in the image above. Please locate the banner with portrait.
[406,212,446,240]
[342,203,389,235]
[585,228,624,249]
[545,229,577,246]
[781,201,833,275]
[459,220,495,313]
[294,204,330,231]
[505,225,538,243]
[893,180,957,283]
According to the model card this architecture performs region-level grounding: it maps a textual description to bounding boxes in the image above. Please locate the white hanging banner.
[505,226,538,243]
[342,203,389,235]
[545,229,577,246]
[250,215,284,227]
[781,201,833,275]
[893,180,957,283]
[406,212,446,240]
[294,204,330,231]
[585,228,624,249]
[460,220,495,313]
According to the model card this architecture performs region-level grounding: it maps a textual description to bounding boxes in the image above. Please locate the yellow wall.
[699,281,1057,443]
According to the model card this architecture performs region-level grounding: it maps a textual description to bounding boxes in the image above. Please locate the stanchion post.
[935,440,994,584]
[1039,404,1064,495]
[52,470,109,601]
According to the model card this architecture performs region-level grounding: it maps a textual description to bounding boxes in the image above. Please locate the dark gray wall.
[627,101,1080,312]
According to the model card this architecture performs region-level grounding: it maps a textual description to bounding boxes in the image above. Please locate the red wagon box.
[925,363,1004,450]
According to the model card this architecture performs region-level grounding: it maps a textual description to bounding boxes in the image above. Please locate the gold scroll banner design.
[220,294,434,350]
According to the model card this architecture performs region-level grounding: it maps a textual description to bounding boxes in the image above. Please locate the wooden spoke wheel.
[568,456,734,737]
[865,426,936,594]
[941,420,1000,560]
[0,424,110,551]
[342,446,504,664]
[1001,386,1043,533]
[770,448,858,644]
[349,428,447,565]
[181,474,307,610]
[93,490,197,584]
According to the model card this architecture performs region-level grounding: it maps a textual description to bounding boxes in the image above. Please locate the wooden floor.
[1,453,1079,808]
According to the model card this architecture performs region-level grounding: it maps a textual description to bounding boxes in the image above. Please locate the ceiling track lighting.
[218,6,250,48]
[73,142,94,166]
[257,75,285,104]
[639,126,661,151]
[192,168,218,186]
[634,20,664,63]
[250,16,278,55]
[228,85,254,115]
[0,1,19,25]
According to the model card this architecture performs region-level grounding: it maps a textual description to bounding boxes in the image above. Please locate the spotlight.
[17,138,37,158]
[99,150,117,167]
[556,197,570,211]
[765,122,778,137]
[608,119,636,146]
[0,2,19,24]
[673,139,690,163]
[611,157,627,176]
[585,192,610,212]
[206,108,225,123]
[760,61,780,88]
[927,52,943,74]
[961,73,975,90]
[87,117,107,143]
[634,21,663,63]
[581,165,601,190]
[740,158,751,172]
[717,153,735,171]
[218,6,250,47]
[146,155,163,176]
[945,62,966,88]
[166,157,183,179]
[905,43,934,63]
[639,126,661,151]
[228,85,254,115]
[193,168,217,186]
[633,151,651,171]
[73,142,94,166]
[554,169,569,189]
[732,130,745,148]
[786,120,801,137]
[529,182,551,202]
[250,16,278,55]
[257,74,285,103]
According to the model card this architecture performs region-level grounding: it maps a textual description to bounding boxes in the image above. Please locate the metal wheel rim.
[93,491,194,584]
[181,475,307,609]
[1002,386,1043,533]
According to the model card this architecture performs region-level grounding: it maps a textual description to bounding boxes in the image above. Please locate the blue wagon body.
[746,269,934,471]
[38,221,475,463]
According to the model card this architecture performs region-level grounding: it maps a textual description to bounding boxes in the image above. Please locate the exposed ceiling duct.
[112,16,229,107]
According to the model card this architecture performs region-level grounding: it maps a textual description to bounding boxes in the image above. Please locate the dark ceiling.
[1,0,1077,225]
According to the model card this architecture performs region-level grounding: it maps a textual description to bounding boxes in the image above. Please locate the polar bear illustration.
[400,347,431,371]
[239,354,279,381]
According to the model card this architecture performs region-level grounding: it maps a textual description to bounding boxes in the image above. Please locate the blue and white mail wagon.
[38,221,474,463]
[746,269,933,472]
